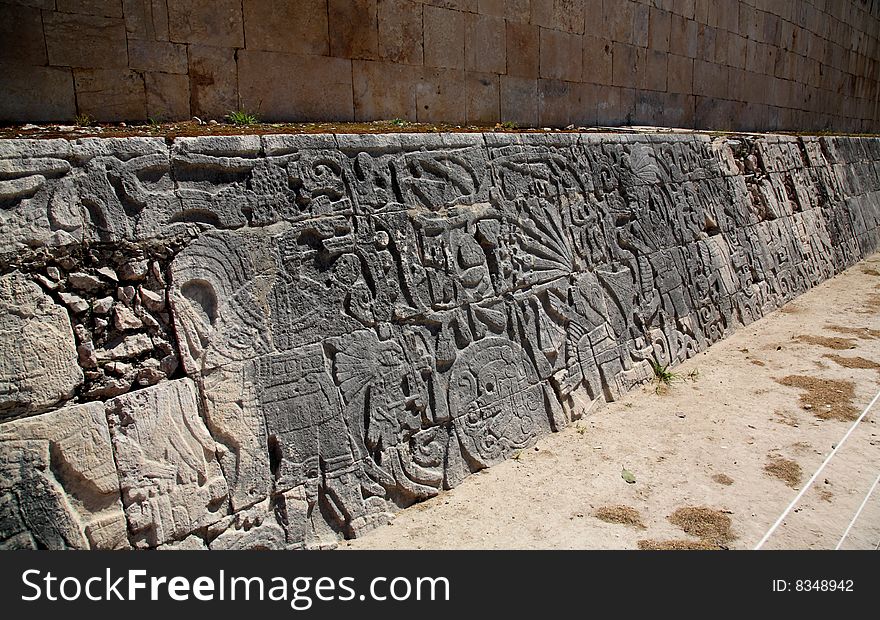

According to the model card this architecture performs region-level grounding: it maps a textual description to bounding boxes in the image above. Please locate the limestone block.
[168,0,244,47]
[424,4,465,69]
[123,0,170,41]
[530,0,585,34]
[377,0,423,65]
[74,69,147,122]
[237,50,354,122]
[0,402,127,549]
[416,68,466,124]
[501,75,538,127]
[0,63,76,123]
[465,13,506,74]
[466,72,500,124]
[506,21,539,78]
[0,274,82,419]
[44,11,128,69]
[187,44,238,120]
[649,7,672,51]
[145,72,191,120]
[611,42,646,89]
[128,40,188,74]
[582,34,612,85]
[243,0,329,55]
[329,0,379,60]
[106,378,229,547]
[693,59,728,99]
[353,60,419,121]
[0,4,47,65]
[667,53,694,94]
[646,49,668,91]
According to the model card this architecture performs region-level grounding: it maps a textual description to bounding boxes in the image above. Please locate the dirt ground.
[347,254,880,550]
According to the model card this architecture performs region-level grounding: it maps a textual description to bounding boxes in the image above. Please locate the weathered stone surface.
[128,40,188,74]
[74,69,147,122]
[106,378,229,547]
[0,63,76,123]
[0,274,82,419]
[187,44,238,120]
[1,130,880,551]
[377,0,423,65]
[539,26,582,81]
[145,72,191,120]
[329,0,379,60]
[123,0,170,41]
[44,11,128,69]
[237,51,354,122]
[353,60,419,121]
[243,0,329,55]
[0,402,128,549]
[465,13,506,74]
[168,0,244,48]
[424,4,465,70]
[0,4,47,65]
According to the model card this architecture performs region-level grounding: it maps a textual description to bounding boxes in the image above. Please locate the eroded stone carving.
[2,131,880,549]
[0,402,127,549]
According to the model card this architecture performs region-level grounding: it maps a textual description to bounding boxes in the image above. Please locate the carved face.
[448,338,547,467]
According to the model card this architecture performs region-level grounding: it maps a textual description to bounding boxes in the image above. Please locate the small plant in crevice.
[225,109,260,126]
[501,120,519,129]
[388,118,410,127]
[74,113,92,127]
[651,359,681,394]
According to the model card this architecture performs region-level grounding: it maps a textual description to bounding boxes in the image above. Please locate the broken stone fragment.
[104,361,132,376]
[117,285,136,305]
[136,366,165,386]
[77,342,98,369]
[46,266,61,281]
[113,304,143,331]
[93,296,114,314]
[96,266,118,282]
[68,272,102,291]
[118,259,148,281]
[139,286,165,311]
[84,377,132,400]
[33,273,58,290]
[99,333,153,360]
[59,291,89,314]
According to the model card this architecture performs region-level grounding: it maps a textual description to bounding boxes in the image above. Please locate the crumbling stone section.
[1,131,879,549]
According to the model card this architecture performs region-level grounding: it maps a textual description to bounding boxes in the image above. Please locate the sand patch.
[712,473,734,486]
[795,334,857,350]
[824,353,880,372]
[775,375,858,421]
[668,506,736,545]
[593,505,646,529]
[764,457,803,488]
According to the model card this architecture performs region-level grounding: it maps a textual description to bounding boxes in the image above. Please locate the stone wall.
[2,0,880,131]
[1,129,879,549]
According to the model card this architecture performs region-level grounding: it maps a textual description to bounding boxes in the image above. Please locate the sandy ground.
[347,254,880,550]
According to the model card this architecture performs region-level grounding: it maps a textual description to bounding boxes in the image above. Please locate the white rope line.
[754,388,880,550]
[835,471,880,550]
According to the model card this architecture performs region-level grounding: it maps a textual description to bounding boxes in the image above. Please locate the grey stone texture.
[1,129,880,549]
[1,0,880,131]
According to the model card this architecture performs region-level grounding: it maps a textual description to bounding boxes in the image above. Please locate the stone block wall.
[1,129,879,548]
[1,0,880,131]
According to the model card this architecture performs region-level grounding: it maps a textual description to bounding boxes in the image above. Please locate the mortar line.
[835,470,880,550]
[754,388,880,550]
